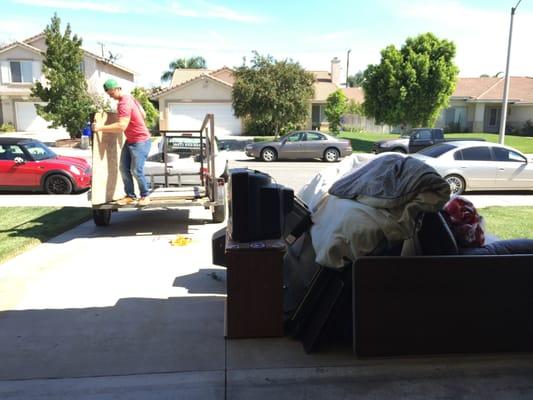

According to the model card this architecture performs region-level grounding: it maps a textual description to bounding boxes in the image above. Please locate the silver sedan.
[244,131,353,162]
[412,141,533,195]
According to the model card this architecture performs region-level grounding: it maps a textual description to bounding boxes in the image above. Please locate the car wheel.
[323,148,340,162]
[392,148,407,154]
[445,174,466,196]
[93,209,111,226]
[261,147,277,162]
[44,174,73,194]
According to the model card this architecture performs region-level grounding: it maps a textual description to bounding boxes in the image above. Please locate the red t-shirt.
[117,95,151,143]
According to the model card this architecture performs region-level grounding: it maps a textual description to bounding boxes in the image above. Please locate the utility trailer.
[90,113,226,226]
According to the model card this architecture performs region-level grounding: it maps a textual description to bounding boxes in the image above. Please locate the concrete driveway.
[0,207,228,398]
[2,207,533,399]
[2,144,533,398]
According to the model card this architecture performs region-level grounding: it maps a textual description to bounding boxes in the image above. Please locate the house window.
[444,106,466,126]
[489,108,498,126]
[9,61,33,83]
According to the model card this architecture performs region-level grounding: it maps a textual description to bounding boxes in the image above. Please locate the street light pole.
[499,0,522,145]
[346,49,351,87]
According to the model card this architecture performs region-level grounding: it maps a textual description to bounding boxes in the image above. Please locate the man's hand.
[91,122,102,132]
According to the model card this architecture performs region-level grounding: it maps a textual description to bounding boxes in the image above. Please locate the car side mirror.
[14,156,25,164]
[280,139,287,145]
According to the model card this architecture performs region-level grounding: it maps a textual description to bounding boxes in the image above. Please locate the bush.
[0,123,16,132]
[244,117,304,136]
[521,119,533,136]
[445,121,462,133]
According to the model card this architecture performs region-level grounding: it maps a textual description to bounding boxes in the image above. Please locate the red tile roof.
[453,77,533,103]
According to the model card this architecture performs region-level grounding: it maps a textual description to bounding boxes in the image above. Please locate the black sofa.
[352,211,533,357]
[286,211,533,357]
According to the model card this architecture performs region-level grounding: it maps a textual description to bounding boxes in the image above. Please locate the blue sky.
[1,0,532,87]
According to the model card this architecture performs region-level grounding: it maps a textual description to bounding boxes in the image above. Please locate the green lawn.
[479,206,533,240]
[338,131,533,154]
[0,207,91,264]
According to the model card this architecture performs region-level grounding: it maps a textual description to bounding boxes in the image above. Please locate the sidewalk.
[1,207,533,399]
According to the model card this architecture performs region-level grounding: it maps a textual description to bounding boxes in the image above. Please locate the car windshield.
[418,143,456,158]
[24,142,57,161]
[400,131,413,138]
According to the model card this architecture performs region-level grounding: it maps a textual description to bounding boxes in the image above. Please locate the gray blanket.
[310,154,451,268]
[329,154,450,210]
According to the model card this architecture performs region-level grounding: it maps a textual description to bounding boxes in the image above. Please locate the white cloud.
[0,19,40,43]
[205,3,265,23]
[10,0,267,22]
[383,0,533,77]
[13,0,124,13]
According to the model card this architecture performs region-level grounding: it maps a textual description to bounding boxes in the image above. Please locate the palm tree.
[161,56,207,82]
[346,71,365,88]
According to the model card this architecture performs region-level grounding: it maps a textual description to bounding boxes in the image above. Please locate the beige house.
[153,67,240,135]
[436,77,533,133]
[153,58,376,136]
[0,33,135,132]
[309,58,389,132]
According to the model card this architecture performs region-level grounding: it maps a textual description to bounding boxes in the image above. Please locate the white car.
[411,141,533,195]
[145,135,228,187]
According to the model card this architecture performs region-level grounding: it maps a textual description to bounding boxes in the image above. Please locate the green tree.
[32,14,95,138]
[324,89,348,134]
[342,99,364,132]
[161,56,207,82]
[346,71,364,87]
[131,87,159,130]
[232,52,315,136]
[362,32,459,127]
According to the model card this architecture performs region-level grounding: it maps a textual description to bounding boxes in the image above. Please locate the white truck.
[90,113,227,226]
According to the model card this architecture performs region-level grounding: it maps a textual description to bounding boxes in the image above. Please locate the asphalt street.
[1,149,533,209]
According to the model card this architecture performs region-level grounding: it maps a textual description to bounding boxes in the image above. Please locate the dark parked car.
[0,137,92,194]
[244,131,353,162]
[372,128,446,154]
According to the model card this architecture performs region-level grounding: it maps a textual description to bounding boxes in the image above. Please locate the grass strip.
[479,206,533,240]
[0,207,91,264]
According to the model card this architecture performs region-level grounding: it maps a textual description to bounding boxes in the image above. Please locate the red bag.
[443,196,485,247]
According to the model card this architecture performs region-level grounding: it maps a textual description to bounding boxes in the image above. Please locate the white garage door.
[168,103,241,136]
[15,102,59,132]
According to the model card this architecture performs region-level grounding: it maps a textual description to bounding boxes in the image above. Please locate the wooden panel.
[91,112,125,205]
[225,237,285,338]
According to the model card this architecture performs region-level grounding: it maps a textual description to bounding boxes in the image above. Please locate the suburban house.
[310,58,389,133]
[152,58,375,136]
[435,77,533,133]
[0,33,135,132]
[153,66,240,135]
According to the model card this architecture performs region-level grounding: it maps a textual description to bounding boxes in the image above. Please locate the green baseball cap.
[103,78,120,91]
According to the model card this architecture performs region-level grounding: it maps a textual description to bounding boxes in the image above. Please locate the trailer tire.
[212,204,226,223]
[93,209,111,226]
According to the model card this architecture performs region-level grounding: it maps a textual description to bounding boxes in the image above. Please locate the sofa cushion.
[460,239,533,255]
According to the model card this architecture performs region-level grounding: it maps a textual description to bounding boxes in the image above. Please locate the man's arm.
[92,116,130,133]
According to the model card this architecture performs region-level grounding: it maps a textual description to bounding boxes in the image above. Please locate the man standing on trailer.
[92,79,151,205]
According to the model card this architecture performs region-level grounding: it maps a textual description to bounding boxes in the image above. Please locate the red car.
[0,138,91,194]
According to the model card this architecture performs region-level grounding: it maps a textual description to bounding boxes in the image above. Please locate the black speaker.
[212,227,227,266]
[284,196,312,244]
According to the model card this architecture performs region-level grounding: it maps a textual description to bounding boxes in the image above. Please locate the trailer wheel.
[212,185,226,224]
[212,204,226,223]
[93,209,111,226]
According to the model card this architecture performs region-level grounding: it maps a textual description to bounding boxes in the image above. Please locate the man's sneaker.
[115,196,136,205]
[138,197,150,206]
